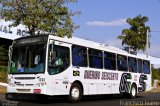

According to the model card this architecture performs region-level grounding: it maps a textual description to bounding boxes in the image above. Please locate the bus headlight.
[35,82,46,87]
[8,82,15,87]
[8,78,15,87]
[8,78,11,83]
[35,83,41,87]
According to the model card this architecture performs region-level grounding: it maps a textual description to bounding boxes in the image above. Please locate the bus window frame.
[143,60,150,74]
[72,45,88,67]
[117,54,128,72]
[88,48,103,69]
[138,59,143,73]
[47,42,70,75]
[128,57,137,73]
[104,51,116,70]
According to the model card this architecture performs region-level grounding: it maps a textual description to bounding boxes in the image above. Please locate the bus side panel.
[145,74,152,91]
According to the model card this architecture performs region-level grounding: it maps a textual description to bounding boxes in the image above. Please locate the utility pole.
[146,29,149,58]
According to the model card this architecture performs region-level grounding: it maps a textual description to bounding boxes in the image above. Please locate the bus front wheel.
[129,84,137,99]
[68,83,82,103]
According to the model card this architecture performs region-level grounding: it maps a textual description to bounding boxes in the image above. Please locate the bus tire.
[129,84,137,99]
[68,83,82,103]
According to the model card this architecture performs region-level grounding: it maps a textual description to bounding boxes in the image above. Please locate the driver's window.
[48,44,70,75]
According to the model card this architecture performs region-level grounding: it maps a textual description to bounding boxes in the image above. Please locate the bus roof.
[48,35,150,61]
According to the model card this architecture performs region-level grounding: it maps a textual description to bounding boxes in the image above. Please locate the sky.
[68,0,160,58]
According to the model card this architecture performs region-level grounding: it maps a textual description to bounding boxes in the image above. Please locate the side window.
[48,45,70,75]
[72,45,87,67]
[138,59,143,73]
[104,52,116,70]
[117,55,127,71]
[143,60,150,74]
[89,49,103,69]
[128,57,137,73]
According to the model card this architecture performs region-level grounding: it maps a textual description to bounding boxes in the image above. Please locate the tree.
[0,0,79,37]
[152,67,160,85]
[118,15,150,52]
[0,46,8,65]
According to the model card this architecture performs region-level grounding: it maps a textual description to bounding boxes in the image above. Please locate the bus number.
[119,73,131,93]
[138,75,147,92]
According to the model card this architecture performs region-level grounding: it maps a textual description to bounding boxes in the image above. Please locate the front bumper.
[7,85,47,95]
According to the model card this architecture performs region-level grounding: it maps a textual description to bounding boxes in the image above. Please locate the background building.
[0,19,26,65]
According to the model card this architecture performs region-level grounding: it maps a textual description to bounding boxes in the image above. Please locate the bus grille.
[15,83,34,87]
[15,77,35,80]
[25,84,34,86]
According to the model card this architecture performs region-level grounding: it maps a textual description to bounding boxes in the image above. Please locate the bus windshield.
[10,44,46,74]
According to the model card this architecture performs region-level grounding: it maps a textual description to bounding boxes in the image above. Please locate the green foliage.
[0,46,8,82]
[118,15,150,52]
[152,67,160,85]
[0,0,79,37]
[0,46,8,63]
[152,68,160,80]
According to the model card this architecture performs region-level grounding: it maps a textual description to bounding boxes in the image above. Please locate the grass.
[0,66,8,83]
[0,66,7,93]
[0,85,7,93]
[148,88,160,93]
[145,87,160,93]
[147,81,160,93]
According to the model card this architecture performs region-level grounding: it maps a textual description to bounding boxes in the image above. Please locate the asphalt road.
[0,92,160,106]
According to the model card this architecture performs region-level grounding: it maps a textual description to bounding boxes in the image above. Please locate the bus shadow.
[11,94,144,104]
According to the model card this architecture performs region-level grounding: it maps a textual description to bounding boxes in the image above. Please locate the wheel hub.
[71,87,80,100]
[132,87,136,96]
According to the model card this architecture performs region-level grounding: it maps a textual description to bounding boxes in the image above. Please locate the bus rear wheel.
[129,84,137,99]
[68,83,82,103]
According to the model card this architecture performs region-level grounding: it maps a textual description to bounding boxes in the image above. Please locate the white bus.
[7,35,151,102]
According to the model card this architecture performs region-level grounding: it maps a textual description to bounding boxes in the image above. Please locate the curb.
[0,82,8,87]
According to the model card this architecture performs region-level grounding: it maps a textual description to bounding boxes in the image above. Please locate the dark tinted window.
[138,59,143,73]
[143,60,150,74]
[104,52,116,70]
[128,57,137,72]
[117,55,127,71]
[89,49,103,69]
[72,45,87,67]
